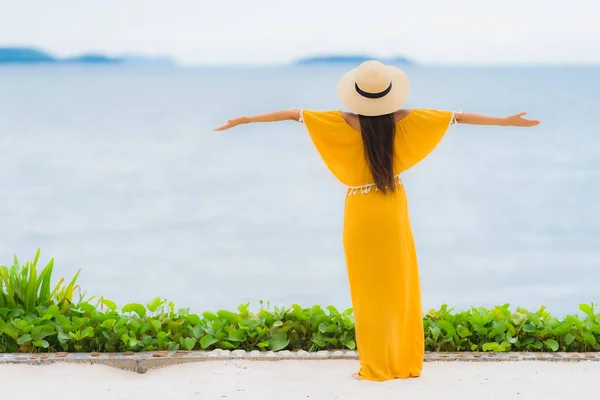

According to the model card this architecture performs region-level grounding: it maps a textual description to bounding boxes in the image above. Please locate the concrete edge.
[1,351,598,374]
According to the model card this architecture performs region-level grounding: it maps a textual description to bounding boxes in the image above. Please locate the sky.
[0,0,598,65]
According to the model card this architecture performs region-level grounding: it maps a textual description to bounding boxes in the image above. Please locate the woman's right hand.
[213,110,302,131]
[213,116,247,131]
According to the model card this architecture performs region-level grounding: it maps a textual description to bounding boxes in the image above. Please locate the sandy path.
[2,360,597,399]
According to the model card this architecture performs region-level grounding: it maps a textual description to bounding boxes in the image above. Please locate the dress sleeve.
[394,109,458,173]
[298,109,365,186]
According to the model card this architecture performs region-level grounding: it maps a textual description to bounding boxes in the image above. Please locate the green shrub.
[0,249,81,313]
[424,303,600,352]
[1,251,599,353]
[0,299,357,353]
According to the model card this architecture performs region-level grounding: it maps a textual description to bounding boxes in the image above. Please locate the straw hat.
[337,60,410,117]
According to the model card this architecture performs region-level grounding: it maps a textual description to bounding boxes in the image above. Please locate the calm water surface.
[1,65,599,317]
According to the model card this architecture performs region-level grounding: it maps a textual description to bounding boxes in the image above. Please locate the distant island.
[0,47,176,66]
[295,55,414,66]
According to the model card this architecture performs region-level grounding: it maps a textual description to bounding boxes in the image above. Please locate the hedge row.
[1,251,599,353]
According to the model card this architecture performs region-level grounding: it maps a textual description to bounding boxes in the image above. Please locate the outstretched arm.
[213,109,301,131]
[456,112,540,127]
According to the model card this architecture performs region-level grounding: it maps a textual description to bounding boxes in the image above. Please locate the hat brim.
[337,65,410,117]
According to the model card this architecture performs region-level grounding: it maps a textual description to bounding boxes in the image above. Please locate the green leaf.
[8,309,25,318]
[531,340,543,349]
[506,332,518,344]
[438,320,456,337]
[82,326,95,338]
[458,326,471,338]
[344,340,356,350]
[311,334,326,347]
[157,331,168,342]
[579,304,595,319]
[510,312,526,325]
[521,338,535,346]
[57,331,71,343]
[591,325,600,335]
[17,334,32,345]
[200,335,218,349]
[564,333,576,346]
[257,341,270,348]
[25,259,37,313]
[100,298,117,312]
[269,332,289,351]
[228,329,244,342]
[203,311,218,321]
[326,306,339,316]
[582,332,597,346]
[142,335,154,346]
[40,312,53,321]
[101,319,117,330]
[32,326,54,342]
[33,340,50,348]
[151,320,162,333]
[139,323,150,335]
[237,302,250,314]
[122,303,147,318]
[181,337,196,350]
[488,321,507,339]
[482,342,500,351]
[37,258,54,305]
[218,341,236,350]
[527,312,541,326]
[499,340,512,351]
[544,339,559,351]
[146,297,164,313]
[318,322,330,333]
[292,304,307,320]
[217,310,234,322]
[46,304,60,318]
[0,322,19,339]
[186,314,201,325]
[192,326,203,339]
[430,327,441,341]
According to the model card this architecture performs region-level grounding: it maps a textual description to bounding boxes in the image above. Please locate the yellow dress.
[300,108,456,381]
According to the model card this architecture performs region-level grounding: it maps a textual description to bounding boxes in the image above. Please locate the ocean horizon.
[2,47,598,68]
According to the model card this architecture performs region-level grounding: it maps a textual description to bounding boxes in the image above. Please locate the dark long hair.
[358,113,396,193]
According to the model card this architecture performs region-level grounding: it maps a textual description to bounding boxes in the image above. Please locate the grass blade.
[26,261,37,313]
[37,259,54,305]
[0,266,15,308]
[32,249,40,270]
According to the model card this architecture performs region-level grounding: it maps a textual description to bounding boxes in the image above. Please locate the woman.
[214,61,540,381]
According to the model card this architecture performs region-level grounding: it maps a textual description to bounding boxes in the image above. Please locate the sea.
[1,64,599,318]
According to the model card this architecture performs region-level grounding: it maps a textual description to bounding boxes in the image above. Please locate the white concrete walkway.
[2,360,598,399]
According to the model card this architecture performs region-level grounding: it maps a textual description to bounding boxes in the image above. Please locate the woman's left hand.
[213,117,247,131]
[503,112,541,127]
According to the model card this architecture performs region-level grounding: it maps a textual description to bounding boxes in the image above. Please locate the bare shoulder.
[393,109,413,122]
[340,111,361,130]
